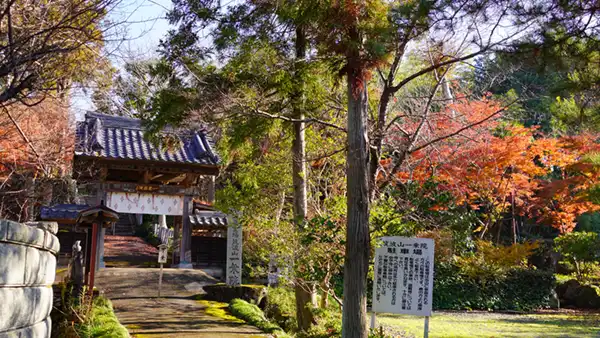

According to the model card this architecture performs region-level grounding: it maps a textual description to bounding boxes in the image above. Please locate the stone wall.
[0,220,59,338]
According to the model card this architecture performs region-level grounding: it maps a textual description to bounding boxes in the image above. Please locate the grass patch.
[77,296,129,338]
[229,299,290,337]
[376,311,600,338]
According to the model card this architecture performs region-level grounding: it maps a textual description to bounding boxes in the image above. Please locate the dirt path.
[96,268,267,337]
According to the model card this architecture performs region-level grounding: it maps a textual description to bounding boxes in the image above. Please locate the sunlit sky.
[71,0,173,119]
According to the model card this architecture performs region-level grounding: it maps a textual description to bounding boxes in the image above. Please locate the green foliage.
[263,287,348,337]
[455,240,540,282]
[52,285,128,338]
[372,181,477,257]
[480,34,600,134]
[298,307,342,338]
[228,299,288,336]
[264,287,298,332]
[554,231,600,281]
[434,263,556,311]
[576,212,600,233]
[79,297,129,338]
[135,217,160,247]
[297,216,345,282]
[550,95,600,133]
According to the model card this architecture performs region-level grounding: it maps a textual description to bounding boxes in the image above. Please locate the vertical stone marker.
[0,220,60,338]
[372,236,435,337]
[226,217,242,286]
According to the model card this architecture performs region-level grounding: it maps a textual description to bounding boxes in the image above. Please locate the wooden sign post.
[158,244,168,297]
[372,236,435,338]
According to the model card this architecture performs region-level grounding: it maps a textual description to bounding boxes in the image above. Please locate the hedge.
[433,263,556,311]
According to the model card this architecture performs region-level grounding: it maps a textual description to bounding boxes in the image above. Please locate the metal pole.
[158,263,163,297]
[424,316,430,338]
[370,312,376,329]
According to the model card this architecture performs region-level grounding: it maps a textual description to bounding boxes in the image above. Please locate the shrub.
[554,231,600,282]
[433,262,556,311]
[455,240,540,282]
[297,307,342,338]
[135,218,160,247]
[51,286,128,338]
[229,299,288,336]
[264,287,297,331]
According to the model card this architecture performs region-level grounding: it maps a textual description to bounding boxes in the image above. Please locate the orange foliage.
[0,98,74,177]
[385,98,600,233]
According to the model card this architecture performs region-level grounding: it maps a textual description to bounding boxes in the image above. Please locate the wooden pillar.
[84,228,92,285]
[95,186,107,271]
[178,196,193,268]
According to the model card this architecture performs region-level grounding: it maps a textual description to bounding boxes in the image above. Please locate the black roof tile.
[75,113,219,166]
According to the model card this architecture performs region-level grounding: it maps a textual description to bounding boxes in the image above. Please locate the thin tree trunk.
[342,67,370,338]
[512,190,517,245]
[292,25,315,332]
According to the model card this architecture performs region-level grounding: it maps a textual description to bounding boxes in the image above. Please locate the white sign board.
[158,244,168,264]
[372,236,434,316]
[107,192,184,215]
[226,224,243,286]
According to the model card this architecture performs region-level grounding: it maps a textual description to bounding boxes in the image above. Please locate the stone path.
[104,235,158,267]
[96,268,267,337]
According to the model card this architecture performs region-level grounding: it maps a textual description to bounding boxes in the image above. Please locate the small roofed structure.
[76,202,119,227]
[75,202,119,296]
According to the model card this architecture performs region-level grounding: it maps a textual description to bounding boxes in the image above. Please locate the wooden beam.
[181,174,197,188]
[141,170,153,184]
[151,173,164,181]
[99,167,108,181]
[74,156,220,175]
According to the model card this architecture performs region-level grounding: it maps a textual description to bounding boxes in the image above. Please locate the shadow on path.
[96,268,266,338]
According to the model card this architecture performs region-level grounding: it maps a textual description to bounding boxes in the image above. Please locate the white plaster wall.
[0,220,59,338]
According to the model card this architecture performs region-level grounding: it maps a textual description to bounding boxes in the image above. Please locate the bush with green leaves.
[554,231,600,282]
[135,217,160,247]
[51,286,128,338]
[264,287,298,331]
[434,262,556,311]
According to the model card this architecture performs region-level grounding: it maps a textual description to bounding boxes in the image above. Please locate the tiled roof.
[189,211,228,228]
[75,112,219,166]
[40,204,89,221]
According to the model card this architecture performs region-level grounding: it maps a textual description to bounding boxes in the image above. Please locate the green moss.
[228,299,290,337]
[212,282,265,289]
[197,299,244,323]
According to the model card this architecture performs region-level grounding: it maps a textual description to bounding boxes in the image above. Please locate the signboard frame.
[372,236,435,337]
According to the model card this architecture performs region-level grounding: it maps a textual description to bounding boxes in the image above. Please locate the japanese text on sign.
[226,223,243,286]
[372,237,434,316]
[157,244,168,264]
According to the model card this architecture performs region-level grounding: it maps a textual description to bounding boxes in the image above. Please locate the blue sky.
[71,0,173,118]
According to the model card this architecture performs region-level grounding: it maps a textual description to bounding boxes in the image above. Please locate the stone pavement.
[103,236,158,267]
[96,268,267,337]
